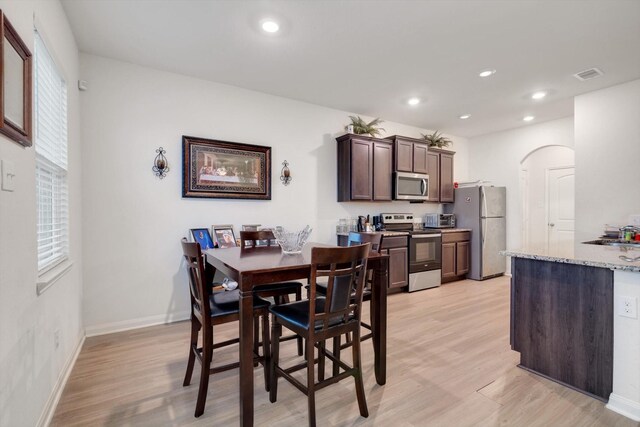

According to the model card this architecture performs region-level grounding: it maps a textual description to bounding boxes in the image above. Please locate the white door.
[547,167,575,256]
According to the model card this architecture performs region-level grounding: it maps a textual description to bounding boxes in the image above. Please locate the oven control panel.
[380,213,414,224]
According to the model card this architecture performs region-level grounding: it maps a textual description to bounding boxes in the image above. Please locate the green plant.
[347,116,385,137]
[421,130,452,148]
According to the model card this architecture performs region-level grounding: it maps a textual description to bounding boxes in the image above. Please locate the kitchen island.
[502,244,640,421]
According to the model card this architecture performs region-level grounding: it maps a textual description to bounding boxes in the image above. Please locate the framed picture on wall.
[212,225,237,249]
[190,228,215,250]
[182,135,271,199]
[0,10,33,147]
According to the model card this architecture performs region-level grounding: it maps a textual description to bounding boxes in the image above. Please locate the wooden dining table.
[204,242,389,427]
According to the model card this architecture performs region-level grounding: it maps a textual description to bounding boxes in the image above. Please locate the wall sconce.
[280,160,292,186]
[153,147,169,179]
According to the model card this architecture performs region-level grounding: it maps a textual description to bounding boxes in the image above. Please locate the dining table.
[204,242,389,427]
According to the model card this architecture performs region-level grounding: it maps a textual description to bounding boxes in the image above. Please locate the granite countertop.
[501,244,640,272]
[436,228,472,233]
[337,231,409,237]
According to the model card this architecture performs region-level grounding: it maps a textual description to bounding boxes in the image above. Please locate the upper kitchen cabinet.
[337,134,393,201]
[387,136,455,203]
[433,149,455,203]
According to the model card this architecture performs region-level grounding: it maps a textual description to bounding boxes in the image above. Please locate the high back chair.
[240,229,304,355]
[181,238,271,417]
[268,243,371,427]
[315,232,382,347]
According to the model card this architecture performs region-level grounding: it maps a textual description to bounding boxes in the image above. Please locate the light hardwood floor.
[51,277,639,426]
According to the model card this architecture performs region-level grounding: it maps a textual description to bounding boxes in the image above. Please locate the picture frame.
[212,224,237,249]
[190,228,215,250]
[0,10,33,147]
[182,135,271,200]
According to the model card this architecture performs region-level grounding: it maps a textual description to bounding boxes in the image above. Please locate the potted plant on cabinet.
[346,116,385,137]
[421,130,452,148]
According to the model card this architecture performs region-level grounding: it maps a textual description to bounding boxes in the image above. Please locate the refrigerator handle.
[481,186,488,218]
[481,217,486,249]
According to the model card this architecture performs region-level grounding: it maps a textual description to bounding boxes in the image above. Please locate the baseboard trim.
[85,311,191,337]
[37,333,85,427]
[606,393,640,421]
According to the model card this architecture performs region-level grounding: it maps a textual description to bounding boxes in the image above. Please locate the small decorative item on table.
[272,225,312,254]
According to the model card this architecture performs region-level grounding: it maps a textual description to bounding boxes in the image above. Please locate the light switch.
[2,159,16,192]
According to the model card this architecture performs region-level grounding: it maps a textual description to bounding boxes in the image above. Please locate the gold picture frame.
[0,10,33,147]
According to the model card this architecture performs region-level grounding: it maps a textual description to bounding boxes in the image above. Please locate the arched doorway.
[520,145,575,256]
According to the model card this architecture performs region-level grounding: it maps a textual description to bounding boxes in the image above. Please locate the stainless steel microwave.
[394,172,429,201]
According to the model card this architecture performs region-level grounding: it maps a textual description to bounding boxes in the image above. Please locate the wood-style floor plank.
[51,277,639,426]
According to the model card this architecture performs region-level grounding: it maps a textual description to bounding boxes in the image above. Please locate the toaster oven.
[424,213,456,229]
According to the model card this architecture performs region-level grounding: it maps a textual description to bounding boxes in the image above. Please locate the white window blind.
[35,30,68,273]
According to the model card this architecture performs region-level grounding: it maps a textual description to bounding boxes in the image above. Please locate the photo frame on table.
[212,225,237,249]
[0,10,33,147]
[182,135,271,200]
[190,228,215,250]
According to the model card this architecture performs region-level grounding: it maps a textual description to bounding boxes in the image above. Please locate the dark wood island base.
[510,257,614,401]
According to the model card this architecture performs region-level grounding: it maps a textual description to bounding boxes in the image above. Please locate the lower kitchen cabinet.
[441,231,470,283]
[337,233,408,289]
[384,246,408,288]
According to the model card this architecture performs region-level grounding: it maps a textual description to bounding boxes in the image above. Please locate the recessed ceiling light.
[523,115,535,122]
[407,97,420,106]
[479,69,496,78]
[261,20,280,33]
[531,91,547,100]
[459,114,471,119]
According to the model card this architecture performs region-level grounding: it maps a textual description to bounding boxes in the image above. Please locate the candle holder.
[153,147,169,179]
[280,160,292,186]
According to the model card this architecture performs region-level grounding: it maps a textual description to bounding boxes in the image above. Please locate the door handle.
[549,223,555,227]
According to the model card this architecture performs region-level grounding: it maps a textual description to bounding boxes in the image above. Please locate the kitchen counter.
[501,243,640,272]
[432,228,472,233]
[336,231,409,237]
[505,243,640,420]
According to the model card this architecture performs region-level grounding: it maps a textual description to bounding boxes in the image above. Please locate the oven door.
[409,234,442,273]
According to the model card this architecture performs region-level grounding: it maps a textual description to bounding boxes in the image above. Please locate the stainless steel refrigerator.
[446,186,506,280]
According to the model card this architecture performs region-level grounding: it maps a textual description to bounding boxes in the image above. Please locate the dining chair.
[240,230,304,355]
[269,243,371,427]
[181,238,271,417]
[316,232,382,348]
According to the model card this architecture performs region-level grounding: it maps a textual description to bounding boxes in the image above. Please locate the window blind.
[35,30,68,273]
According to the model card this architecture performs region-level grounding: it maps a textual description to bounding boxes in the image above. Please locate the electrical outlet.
[54,330,60,349]
[629,215,640,227]
[619,296,638,319]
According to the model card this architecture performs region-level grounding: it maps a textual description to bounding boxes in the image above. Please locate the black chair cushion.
[253,281,303,293]
[269,298,350,330]
[209,289,270,317]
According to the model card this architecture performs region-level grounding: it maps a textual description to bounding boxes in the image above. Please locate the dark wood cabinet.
[456,240,470,276]
[426,151,440,202]
[387,136,455,203]
[337,233,408,289]
[511,258,613,400]
[395,139,413,172]
[441,231,470,282]
[439,152,454,203]
[441,242,456,278]
[387,247,408,288]
[337,134,393,202]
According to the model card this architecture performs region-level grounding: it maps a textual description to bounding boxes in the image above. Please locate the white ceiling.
[60,0,640,138]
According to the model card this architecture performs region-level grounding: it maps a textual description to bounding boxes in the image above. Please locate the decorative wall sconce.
[280,160,292,186]
[153,147,169,179]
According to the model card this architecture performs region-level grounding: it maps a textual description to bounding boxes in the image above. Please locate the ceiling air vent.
[573,67,603,81]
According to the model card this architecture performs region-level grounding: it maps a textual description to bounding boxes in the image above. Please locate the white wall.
[575,79,640,243]
[78,54,469,334]
[0,1,83,426]
[467,117,574,263]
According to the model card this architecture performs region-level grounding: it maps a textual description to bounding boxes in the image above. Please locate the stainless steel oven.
[408,231,442,292]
